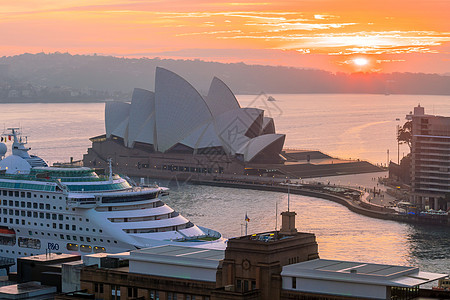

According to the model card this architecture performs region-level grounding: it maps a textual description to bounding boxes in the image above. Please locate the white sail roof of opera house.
[154,67,214,152]
[205,77,240,117]
[127,88,155,148]
[104,67,285,163]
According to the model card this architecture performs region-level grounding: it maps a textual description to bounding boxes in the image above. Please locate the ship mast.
[108,158,113,182]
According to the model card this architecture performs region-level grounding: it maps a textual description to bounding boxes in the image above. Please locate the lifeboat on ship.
[0,227,16,238]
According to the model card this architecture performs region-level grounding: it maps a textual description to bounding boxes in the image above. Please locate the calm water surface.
[238,94,450,165]
[0,95,448,279]
[164,183,449,279]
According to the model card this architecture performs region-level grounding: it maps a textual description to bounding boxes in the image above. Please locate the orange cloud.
[1,0,449,73]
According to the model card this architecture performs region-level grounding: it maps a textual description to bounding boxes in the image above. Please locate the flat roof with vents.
[282,259,447,288]
[111,245,225,282]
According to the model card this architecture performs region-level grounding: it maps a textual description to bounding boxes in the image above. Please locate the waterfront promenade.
[191,172,449,227]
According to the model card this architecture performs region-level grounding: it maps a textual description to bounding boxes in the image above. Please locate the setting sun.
[0,0,449,73]
[353,58,369,66]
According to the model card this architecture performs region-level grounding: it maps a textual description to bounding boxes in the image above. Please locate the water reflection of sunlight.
[165,185,449,276]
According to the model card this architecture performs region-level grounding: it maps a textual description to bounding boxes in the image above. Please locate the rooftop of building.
[110,245,224,270]
[232,230,314,243]
[18,252,80,263]
[281,259,448,288]
[0,281,57,299]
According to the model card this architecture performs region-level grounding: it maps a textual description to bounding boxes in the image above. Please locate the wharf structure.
[83,68,381,180]
[407,105,450,211]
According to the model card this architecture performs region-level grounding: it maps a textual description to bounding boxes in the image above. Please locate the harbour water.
[164,184,450,278]
[0,94,448,278]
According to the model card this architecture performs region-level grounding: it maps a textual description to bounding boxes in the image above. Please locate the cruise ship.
[0,128,225,268]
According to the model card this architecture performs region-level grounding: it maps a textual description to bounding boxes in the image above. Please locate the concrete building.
[60,211,319,300]
[0,281,57,299]
[57,232,447,300]
[14,252,81,292]
[79,246,221,300]
[407,105,450,210]
[281,259,446,299]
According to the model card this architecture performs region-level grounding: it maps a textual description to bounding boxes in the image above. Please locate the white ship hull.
[0,128,226,271]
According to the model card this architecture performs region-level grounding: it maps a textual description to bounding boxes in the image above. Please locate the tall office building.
[407,105,450,210]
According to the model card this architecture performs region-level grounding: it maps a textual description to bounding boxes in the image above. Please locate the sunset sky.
[1,0,449,73]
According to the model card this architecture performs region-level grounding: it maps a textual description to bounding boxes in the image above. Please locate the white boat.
[0,128,225,269]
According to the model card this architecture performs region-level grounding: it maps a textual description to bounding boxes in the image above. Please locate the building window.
[292,277,296,289]
[236,279,242,290]
[167,292,177,300]
[94,283,104,293]
[111,285,121,300]
[150,290,159,300]
[127,287,137,298]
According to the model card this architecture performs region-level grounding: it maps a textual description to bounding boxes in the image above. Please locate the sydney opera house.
[83,67,286,178]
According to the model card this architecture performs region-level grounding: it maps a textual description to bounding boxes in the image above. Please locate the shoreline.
[190,179,449,227]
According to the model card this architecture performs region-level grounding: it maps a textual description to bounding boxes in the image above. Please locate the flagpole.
[245,212,248,236]
[288,186,290,212]
[275,201,278,231]
[245,221,248,236]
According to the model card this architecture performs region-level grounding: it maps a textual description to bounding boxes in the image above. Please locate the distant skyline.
[2,0,449,73]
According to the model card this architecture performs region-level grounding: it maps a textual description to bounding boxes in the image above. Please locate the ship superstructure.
[0,128,224,268]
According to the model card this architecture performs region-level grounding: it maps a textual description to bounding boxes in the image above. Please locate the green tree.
[397,121,412,151]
